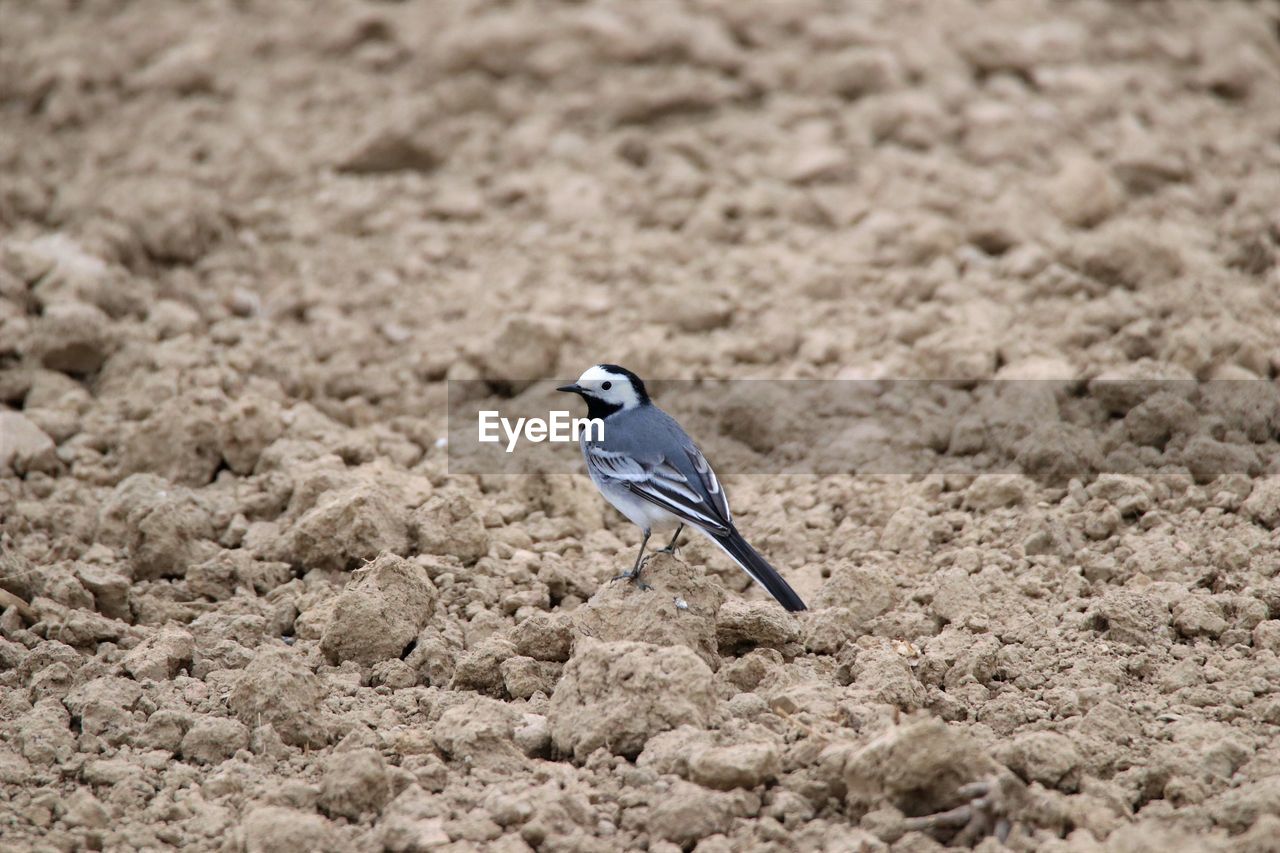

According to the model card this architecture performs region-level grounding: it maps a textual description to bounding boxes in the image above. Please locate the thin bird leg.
[612,529,653,590]
[656,524,684,555]
[631,529,650,575]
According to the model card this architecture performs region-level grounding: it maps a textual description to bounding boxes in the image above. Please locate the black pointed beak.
[557,383,584,394]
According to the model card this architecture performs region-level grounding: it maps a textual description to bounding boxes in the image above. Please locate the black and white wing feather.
[585,444,731,535]
[684,444,731,524]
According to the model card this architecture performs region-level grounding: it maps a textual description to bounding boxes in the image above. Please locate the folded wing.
[585,444,731,535]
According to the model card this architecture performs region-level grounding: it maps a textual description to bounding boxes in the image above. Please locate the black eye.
[601,381,612,390]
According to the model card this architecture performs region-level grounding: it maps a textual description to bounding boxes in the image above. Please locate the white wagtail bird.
[557,364,807,612]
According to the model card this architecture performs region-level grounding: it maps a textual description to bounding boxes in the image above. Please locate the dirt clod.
[549,640,716,761]
[240,806,337,853]
[318,748,391,821]
[229,646,333,748]
[320,553,438,666]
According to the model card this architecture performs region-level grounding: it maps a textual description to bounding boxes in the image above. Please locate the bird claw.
[609,570,652,591]
[900,775,1019,846]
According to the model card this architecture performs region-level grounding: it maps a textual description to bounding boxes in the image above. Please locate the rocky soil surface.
[4,0,1280,851]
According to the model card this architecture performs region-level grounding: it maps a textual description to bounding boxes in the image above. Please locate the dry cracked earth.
[4,0,1280,851]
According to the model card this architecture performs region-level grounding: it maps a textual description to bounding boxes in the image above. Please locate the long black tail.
[710,528,807,612]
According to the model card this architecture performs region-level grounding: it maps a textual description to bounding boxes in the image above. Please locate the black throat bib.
[583,396,623,420]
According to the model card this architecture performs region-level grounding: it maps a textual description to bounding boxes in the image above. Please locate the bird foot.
[901,775,1021,847]
[609,569,653,591]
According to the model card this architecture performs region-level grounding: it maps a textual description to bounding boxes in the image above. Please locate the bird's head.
[557,364,649,414]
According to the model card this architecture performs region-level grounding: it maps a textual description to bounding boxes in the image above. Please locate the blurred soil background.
[3,0,1280,850]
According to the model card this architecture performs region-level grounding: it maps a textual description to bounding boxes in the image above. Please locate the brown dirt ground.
[4,0,1280,851]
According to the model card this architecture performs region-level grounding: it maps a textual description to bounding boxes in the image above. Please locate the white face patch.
[576,365,642,410]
